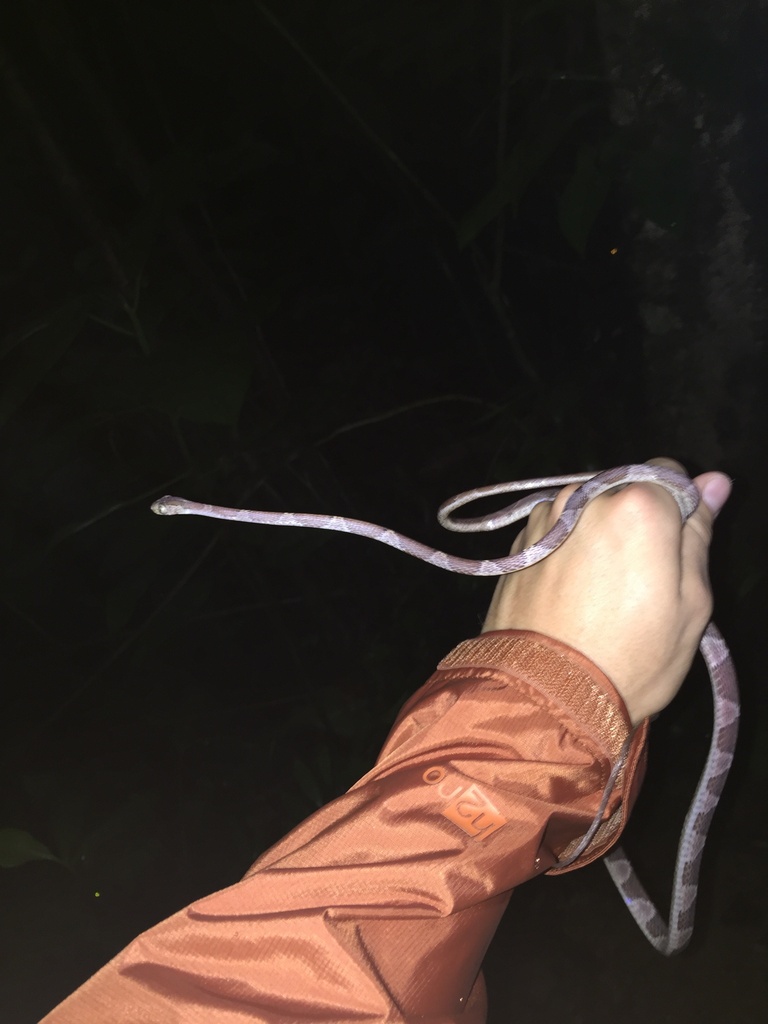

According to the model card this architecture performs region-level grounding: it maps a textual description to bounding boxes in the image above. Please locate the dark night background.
[1,2,766,1021]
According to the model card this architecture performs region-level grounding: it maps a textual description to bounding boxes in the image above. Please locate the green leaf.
[558,144,613,255]
[0,827,61,868]
[457,103,597,248]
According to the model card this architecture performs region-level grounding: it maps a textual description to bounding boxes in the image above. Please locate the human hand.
[482,458,732,725]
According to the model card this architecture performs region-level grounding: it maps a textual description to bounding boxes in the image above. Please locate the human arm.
[39,630,645,1024]
[38,459,730,1023]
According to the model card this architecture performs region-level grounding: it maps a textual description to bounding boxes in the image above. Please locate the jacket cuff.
[436,629,649,871]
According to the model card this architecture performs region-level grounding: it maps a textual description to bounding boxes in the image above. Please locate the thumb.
[682,470,731,590]
[695,471,732,519]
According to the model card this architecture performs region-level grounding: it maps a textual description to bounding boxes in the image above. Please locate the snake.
[151,464,739,955]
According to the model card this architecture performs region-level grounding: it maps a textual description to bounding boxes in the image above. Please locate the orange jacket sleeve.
[39,630,648,1024]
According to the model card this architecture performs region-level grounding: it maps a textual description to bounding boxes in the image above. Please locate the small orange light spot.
[609,247,619,255]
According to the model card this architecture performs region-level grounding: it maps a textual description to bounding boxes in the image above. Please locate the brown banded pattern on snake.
[151,464,739,955]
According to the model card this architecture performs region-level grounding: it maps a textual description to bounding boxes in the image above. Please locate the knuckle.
[613,481,681,523]
[646,456,688,477]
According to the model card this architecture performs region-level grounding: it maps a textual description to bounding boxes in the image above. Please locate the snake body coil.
[152,464,739,954]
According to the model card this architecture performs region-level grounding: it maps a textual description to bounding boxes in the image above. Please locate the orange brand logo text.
[423,767,506,840]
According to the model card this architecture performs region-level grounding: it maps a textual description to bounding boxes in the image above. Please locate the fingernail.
[702,475,732,517]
